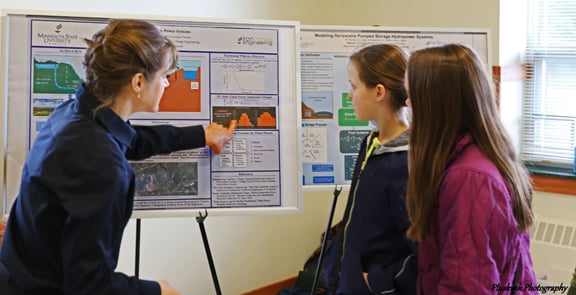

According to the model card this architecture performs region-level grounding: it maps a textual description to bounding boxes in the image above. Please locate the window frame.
[521,0,576,181]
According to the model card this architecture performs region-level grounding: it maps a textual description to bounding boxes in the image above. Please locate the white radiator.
[530,217,576,285]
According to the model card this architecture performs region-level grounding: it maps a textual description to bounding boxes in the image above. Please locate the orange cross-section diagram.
[159,68,201,112]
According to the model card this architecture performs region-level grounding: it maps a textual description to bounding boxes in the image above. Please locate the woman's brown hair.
[83,19,178,108]
[405,44,534,241]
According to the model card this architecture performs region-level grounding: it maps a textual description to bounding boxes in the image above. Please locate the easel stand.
[135,218,142,278]
[133,214,221,295]
[310,185,342,295]
[197,210,222,295]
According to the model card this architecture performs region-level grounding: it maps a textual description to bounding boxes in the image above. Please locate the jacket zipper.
[339,133,379,268]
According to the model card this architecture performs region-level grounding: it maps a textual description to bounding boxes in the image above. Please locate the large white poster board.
[1,11,302,219]
[300,25,491,191]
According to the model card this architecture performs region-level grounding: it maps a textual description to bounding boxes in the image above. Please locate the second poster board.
[300,25,491,190]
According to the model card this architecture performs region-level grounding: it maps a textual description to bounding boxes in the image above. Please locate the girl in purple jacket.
[404,44,538,294]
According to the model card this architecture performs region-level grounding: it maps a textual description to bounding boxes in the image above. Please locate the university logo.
[237,36,273,46]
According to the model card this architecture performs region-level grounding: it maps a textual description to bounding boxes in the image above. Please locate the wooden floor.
[240,276,297,295]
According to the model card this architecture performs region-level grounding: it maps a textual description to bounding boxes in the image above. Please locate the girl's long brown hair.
[405,44,534,241]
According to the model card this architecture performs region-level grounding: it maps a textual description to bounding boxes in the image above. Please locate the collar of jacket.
[75,84,137,150]
[368,128,411,155]
[446,133,474,165]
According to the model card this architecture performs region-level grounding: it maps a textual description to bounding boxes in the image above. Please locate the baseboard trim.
[240,276,297,295]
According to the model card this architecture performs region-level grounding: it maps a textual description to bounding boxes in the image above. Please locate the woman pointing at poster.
[0,19,236,295]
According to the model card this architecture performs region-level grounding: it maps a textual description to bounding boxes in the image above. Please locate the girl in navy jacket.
[323,44,417,295]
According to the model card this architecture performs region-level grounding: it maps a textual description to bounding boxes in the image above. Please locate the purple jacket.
[418,134,538,294]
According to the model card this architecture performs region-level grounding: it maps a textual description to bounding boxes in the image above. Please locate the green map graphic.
[33,59,83,94]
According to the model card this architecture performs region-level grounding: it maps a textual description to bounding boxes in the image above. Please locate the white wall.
[117,189,350,294]
[2,0,574,294]
[0,0,501,63]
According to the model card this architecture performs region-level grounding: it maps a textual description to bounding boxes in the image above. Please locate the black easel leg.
[135,218,141,278]
[197,210,222,295]
[311,186,342,295]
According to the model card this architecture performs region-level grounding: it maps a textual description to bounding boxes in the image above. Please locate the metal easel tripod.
[310,185,342,295]
[197,209,222,295]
